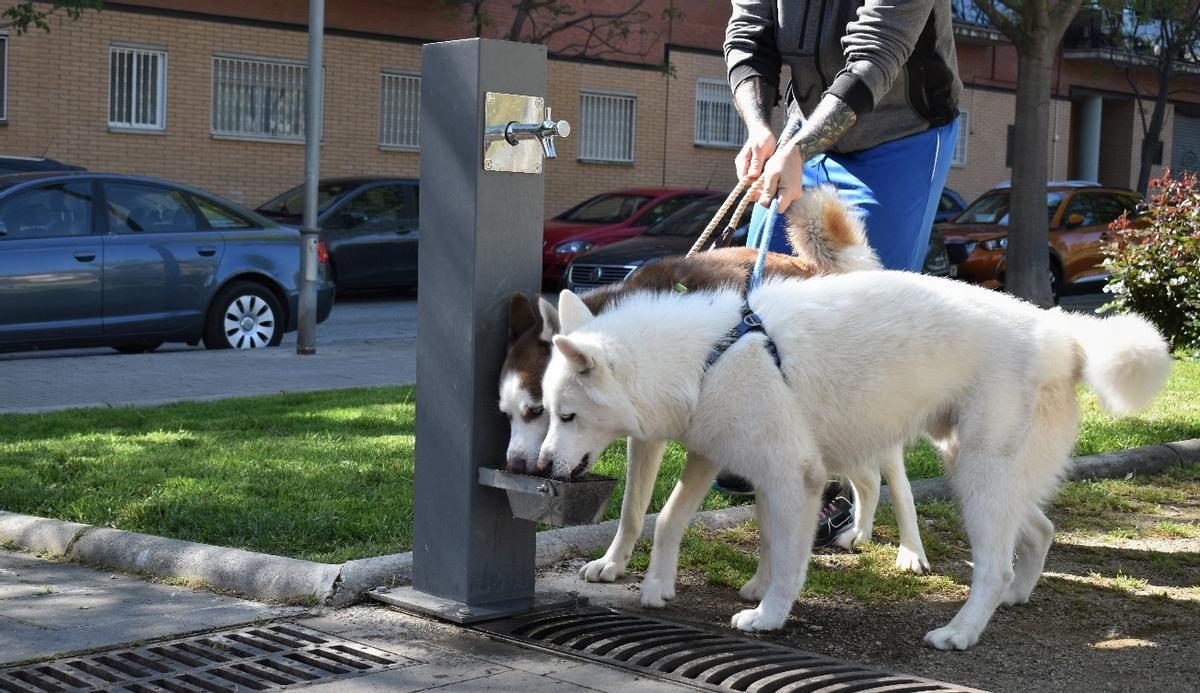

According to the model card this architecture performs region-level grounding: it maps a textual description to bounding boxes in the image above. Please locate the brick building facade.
[1,1,1197,215]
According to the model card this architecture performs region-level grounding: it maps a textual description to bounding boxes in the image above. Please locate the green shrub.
[1102,169,1200,353]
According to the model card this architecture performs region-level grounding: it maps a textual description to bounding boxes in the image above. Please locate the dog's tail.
[1047,310,1171,416]
[784,186,881,273]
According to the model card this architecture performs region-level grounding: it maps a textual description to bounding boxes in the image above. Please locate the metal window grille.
[379,72,420,149]
[579,92,636,163]
[0,36,7,121]
[109,46,166,130]
[953,110,970,166]
[694,79,745,148]
[212,55,314,141]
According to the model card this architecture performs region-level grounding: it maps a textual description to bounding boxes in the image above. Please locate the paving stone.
[296,654,510,692]
[547,662,682,692]
[440,669,594,691]
[435,632,587,676]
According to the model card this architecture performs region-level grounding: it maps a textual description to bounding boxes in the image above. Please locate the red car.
[543,188,712,286]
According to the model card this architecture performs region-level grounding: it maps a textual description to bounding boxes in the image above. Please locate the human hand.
[757,140,805,212]
[735,125,776,181]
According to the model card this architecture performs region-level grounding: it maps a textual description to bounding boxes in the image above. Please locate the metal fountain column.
[379,38,575,623]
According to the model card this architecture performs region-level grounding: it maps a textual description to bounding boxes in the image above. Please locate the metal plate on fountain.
[483,92,543,174]
[478,468,617,527]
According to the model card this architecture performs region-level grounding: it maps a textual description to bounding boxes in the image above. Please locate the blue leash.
[749,196,781,291]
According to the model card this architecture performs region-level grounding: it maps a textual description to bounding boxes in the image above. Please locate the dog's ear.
[507,293,537,344]
[552,335,595,373]
[558,290,594,334]
[537,295,560,343]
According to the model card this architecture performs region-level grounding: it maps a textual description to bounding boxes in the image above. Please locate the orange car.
[940,182,1143,299]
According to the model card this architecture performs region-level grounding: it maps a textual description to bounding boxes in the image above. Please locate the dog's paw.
[1001,584,1034,607]
[833,530,859,551]
[738,573,768,602]
[895,545,930,574]
[730,607,786,632]
[579,556,625,583]
[639,576,676,608]
[923,625,978,651]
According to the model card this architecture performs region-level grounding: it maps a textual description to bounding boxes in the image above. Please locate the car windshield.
[257,182,358,221]
[555,193,653,224]
[644,198,725,237]
[954,191,1065,226]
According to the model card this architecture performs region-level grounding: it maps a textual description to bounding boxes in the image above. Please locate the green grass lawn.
[1,360,1197,563]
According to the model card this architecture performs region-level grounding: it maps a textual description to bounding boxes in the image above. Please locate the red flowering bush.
[1102,169,1200,353]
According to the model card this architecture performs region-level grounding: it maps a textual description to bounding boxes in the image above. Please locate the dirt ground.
[541,468,1200,692]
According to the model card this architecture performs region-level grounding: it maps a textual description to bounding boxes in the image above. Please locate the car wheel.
[203,282,284,350]
[112,341,163,354]
[1050,260,1063,305]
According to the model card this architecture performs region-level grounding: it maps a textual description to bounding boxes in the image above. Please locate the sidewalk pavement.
[0,549,687,691]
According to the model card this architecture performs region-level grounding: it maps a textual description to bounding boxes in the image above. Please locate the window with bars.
[953,110,970,166]
[109,46,166,130]
[694,79,745,148]
[579,92,636,163]
[379,72,420,149]
[0,36,8,121]
[211,55,315,141]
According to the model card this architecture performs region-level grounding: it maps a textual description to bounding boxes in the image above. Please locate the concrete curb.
[3,438,1197,605]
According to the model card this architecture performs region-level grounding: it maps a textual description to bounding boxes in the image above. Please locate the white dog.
[537,271,1169,650]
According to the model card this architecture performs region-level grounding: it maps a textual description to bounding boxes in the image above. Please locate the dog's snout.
[506,455,527,474]
[534,457,552,476]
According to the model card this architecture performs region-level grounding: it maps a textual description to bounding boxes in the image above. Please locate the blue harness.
[704,197,783,372]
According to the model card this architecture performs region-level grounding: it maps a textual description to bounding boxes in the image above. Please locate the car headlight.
[980,237,1007,251]
[554,240,593,254]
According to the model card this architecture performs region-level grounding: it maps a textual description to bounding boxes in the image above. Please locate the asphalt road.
[0,293,419,413]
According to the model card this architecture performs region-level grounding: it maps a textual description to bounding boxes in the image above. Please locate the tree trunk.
[1007,30,1056,308]
[1136,62,1173,196]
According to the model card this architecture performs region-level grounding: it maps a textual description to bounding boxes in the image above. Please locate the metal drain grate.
[477,607,984,692]
[0,623,406,692]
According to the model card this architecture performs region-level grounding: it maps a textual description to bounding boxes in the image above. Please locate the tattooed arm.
[733,78,778,180]
[757,94,858,211]
[786,95,858,163]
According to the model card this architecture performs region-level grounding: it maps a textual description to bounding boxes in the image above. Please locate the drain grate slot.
[477,606,984,692]
[0,624,408,692]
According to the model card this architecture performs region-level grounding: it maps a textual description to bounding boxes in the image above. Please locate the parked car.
[258,177,419,291]
[0,172,333,353]
[940,182,1142,299]
[935,187,966,224]
[0,156,85,175]
[566,194,953,292]
[543,187,712,286]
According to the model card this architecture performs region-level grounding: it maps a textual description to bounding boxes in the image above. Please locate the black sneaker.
[813,481,855,548]
[712,471,755,496]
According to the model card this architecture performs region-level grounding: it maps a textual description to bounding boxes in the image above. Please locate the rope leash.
[685,176,753,258]
[686,115,802,259]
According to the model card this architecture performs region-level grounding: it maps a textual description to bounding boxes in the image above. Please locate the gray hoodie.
[725,0,962,153]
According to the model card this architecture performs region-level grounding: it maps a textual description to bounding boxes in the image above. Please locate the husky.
[538,271,1170,649]
[500,188,931,585]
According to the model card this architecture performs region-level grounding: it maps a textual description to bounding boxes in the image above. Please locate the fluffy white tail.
[1066,311,1171,416]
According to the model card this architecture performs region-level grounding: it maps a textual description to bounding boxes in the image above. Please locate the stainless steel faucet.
[501,107,571,159]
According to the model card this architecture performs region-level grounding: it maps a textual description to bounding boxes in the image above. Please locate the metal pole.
[297,0,324,355]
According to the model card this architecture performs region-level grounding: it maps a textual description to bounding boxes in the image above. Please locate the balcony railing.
[952,0,996,28]
[1063,7,1200,72]
[952,0,1008,43]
